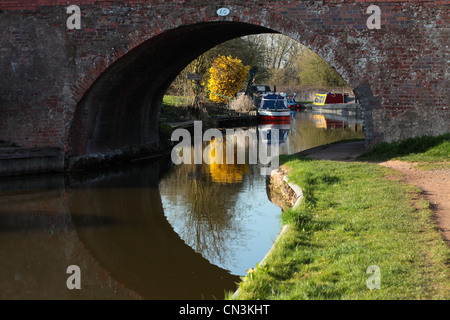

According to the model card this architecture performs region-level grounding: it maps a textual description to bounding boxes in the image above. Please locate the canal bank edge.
[231,168,303,299]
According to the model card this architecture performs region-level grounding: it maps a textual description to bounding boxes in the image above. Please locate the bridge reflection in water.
[0,110,364,299]
[0,161,244,299]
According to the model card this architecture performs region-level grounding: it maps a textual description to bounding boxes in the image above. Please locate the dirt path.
[378,160,450,245]
[301,141,450,245]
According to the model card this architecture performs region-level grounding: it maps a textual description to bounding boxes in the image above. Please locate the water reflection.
[207,136,251,184]
[258,123,290,146]
[0,163,241,300]
[281,110,365,155]
[159,135,282,277]
[0,109,364,299]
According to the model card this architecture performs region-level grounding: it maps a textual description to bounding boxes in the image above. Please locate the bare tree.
[257,34,303,85]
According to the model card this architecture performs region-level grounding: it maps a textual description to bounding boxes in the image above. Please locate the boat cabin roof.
[260,93,288,110]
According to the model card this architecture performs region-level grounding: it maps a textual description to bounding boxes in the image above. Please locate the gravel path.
[302,141,450,245]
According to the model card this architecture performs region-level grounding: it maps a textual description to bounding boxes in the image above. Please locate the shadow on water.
[0,211,116,232]
[69,157,241,300]
[0,156,240,299]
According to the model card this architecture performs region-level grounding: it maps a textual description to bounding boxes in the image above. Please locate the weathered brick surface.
[0,0,448,159]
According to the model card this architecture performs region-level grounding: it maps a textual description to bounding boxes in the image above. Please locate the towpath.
[298,141,450,245]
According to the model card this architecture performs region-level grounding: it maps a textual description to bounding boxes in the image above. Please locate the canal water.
[0,110,364,299]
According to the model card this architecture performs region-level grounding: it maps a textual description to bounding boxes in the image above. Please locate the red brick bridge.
[0,0,448,172]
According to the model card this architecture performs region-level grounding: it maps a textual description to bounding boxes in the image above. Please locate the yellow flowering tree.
[207,55,250,104]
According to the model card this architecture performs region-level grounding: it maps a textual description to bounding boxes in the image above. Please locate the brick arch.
[67,9,363,161]
[1,0,446,172]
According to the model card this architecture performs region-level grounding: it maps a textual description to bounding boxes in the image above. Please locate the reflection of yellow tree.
[206,138,250,184]
[209,163,250,184]
[159,144,248,267]
[313,115,327,129]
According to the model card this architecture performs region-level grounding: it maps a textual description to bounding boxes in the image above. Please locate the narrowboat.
[312,93,360,111]
[287,93,306,111]
[258,93,291,123]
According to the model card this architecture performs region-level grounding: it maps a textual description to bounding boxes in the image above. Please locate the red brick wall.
[0,0,447,11]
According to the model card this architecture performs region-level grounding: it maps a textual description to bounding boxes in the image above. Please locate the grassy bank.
[230,140,449,299]
[358,133,449,163]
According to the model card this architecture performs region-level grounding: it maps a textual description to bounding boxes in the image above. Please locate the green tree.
[295,48,347,87]
[167,34,348,103]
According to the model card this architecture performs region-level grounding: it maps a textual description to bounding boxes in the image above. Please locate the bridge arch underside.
[0,1,448,175]
[68,22,277,160]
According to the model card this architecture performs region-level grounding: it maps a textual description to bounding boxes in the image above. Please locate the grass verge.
[230,155,449,299]
[163,95,186,107]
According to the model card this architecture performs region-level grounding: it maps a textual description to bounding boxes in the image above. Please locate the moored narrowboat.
[312,92,360,111]
[258,93,291,123]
